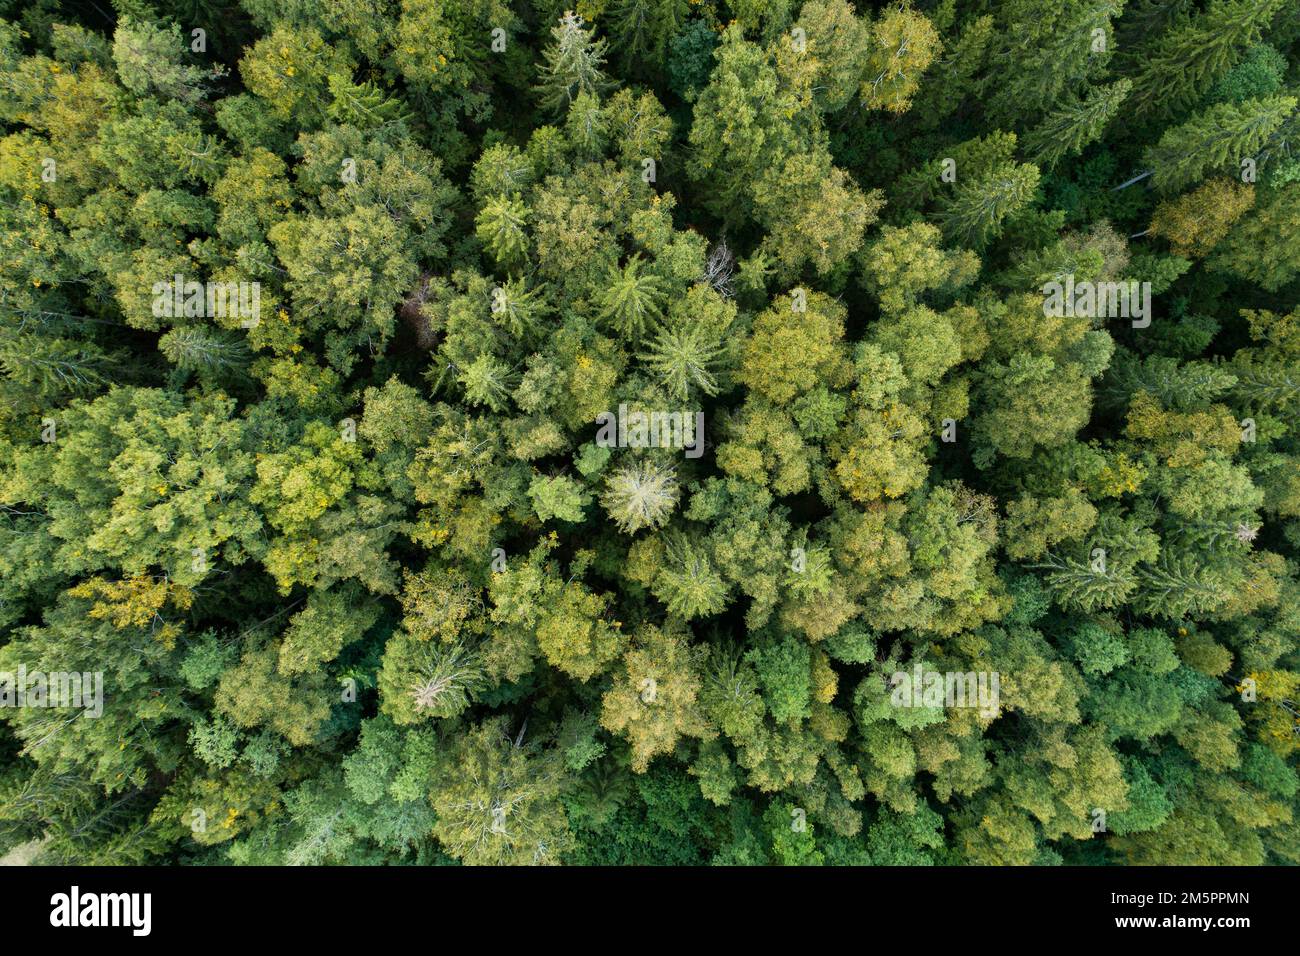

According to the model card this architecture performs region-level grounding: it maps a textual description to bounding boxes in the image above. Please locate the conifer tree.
[1126,0,1287,117]
[535,11,613,113]
[1144,96,1297,192]
[1022,79,1131,168]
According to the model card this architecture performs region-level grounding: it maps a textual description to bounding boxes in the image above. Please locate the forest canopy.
[0,0,1298,866]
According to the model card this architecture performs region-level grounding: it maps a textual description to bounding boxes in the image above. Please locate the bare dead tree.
[700,240,736,299]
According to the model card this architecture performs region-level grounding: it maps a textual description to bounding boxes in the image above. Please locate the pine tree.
[534,11,613,113]
[601,459,680,533]
[652,531,730,619]
[1022,79,1131,168]
[0,333,112,399]
[157,326,250,378]
[607,0,687,71]
[641,322,726,398]
[909,13,993,127]
[325,73,412,129]
[459,353,520,412]
[984,0,1124,128]
[475,195,530,268]
[1144,96,1298,192]
[938,162,1041,247]
[595,255,667,338]
[1126,0,1287,117]
[1135,553,1231,618]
